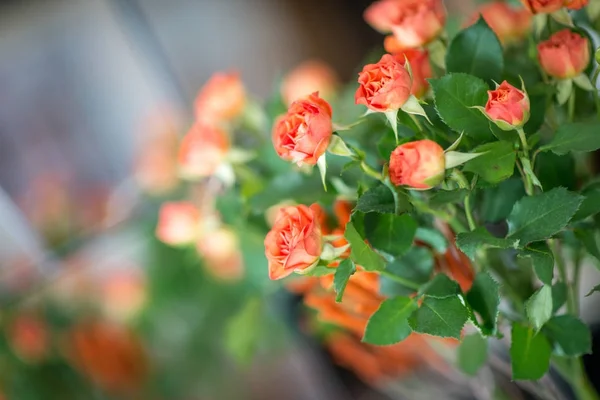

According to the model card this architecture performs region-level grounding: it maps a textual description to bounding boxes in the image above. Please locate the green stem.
[550,239,576,314]
[378,269,421,290]
[517,128,535,196]
[360,162,383,181]
[450,170,476,231]
[517,128,529,152]
[593,69,600,119]
[568,89,576,122]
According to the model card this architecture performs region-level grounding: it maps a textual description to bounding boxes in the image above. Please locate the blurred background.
[1,0,599,399]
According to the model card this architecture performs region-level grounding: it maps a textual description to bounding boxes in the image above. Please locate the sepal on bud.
[444,151,486,169]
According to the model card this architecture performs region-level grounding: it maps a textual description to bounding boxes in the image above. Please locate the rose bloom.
[468,2,531,45]
[394,50,432,98]
[521,0,564,13]
[389,140,445,189]
[7,314,48,363]
[265,204,324,280]
[194,71,245,123]
[272,92,333,166]
[538,29,590,79]
[178,123,229,179]
[197,227,245,282]
[155,202,200,245]
[281,60,339,106]
[355,54,412,112]
[66,321,147,393]
[365,0,445,48]
[484,81,530,130]
[565,0,589,10]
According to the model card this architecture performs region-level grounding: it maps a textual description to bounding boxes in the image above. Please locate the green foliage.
[544,315,592,357]
[381,247,434,296]
[364,213,417,257]
[409,296,469,339]
[510,323,552,380]
[446,17,504,82]
[334,258,356,302]
[539,121,600,155]
[345,218,386,271]
[507,188,584,245]
[457,227,520,260]
[466,272,501,335]
[518,242,554,285]
[419,274,461,298]
[429,188,469,207]
[463,141,516,184]
[525,286,553,331]
[363,297,417,345]
[458,333,488,376]
[355,184,397,214]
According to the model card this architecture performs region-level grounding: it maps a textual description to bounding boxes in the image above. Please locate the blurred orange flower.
[281,60,339,106]
[6,313,49,363]
[194,71,246,124]
[196,227,245,282]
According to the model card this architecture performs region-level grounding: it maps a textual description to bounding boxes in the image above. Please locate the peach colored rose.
[178,123,229,179]
[521,0,564,13]
[272,92,333,166]
[155,202,200,245]
[538,29,590,79]
[265,204,324,280]
[100,269,146,321]
[197,227,245,282]
[365,0,445,48]
[384,35,405,54]
[389,140,445,189]
[281,60,339,106]
[7,314,48,363]
[484,81,530,130]
[394,50,432,98]
[468,2,532,45]
[194,71,245,123]
[355,54,412,112]
[565,0,589,10]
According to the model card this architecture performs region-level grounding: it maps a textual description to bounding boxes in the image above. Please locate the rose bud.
[178,123,229,179]
[272,92,333,166]
[389,140,445,189]
[394,50,432,98]
[521,0,564,13]
[538,29,590,79]
[155,202,200,245]
[467,2,532,45]
[355,54,412,112]
[194,71,245,124]
[281,60,339,106]
[483,81,530,130]
[565,0,588,10]
[265,204,324,280]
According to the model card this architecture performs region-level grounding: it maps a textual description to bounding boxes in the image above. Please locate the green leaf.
[334,259,356,302]
[463,141,516,184]
[356,184,408,214]
[456,227,520,261]
[364,213,417,257]
[507,187,584,245]
[429,189,469,207]
[446,17,504,82]
[409,296,469,339]
[544,315,592,357]
[481,178,525,223]
[510,323,552,380]
[552,282,567,313]
[518,242,554,285]
[458,333,488,376]
[430,73,493,141]
[345,220,386,271]
[525,286,553,331]
[419,274,461,298]
[381,247,434,296]
[415,227,448,253]
[363,297,417,345]
[539,121,600,155]
[586,284,600,297]
[466,272,501,335]
[573,189,600,221]
[535,152,576,191]
[575,229,600,265]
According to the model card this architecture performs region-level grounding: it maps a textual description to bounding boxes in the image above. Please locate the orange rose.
[389,140,445,189]
[197,227,245,282]
[333,199,353,228]
[395,50,432,98]
[7,314,48,363]
[272,93,333,166]
[565,0,589,10]
[155,202,200,245]
[194,71,245,123]
[281,60,339,106]
[265,204,324,280]
[468,2,532,45]
[484,81,530,130]
[365,0,445,48]
[178,123,229,179]
[521,0,564,13]
[538,29,590,79]
[355,54,412,112]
